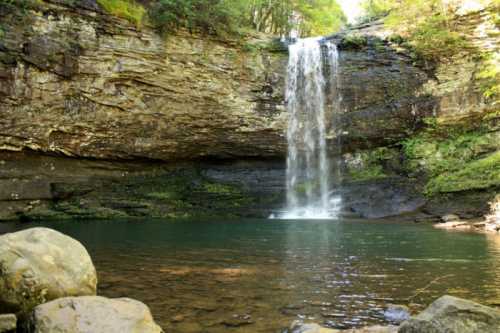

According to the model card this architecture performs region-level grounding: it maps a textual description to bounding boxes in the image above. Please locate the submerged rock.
[0,228,97,315]
[288,321,397,333]
[399,295,500,333]
[0,314,16,333]
[29,296,163,333]
[384,304,410,324]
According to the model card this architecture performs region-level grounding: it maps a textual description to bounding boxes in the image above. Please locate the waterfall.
[279,37,341,219]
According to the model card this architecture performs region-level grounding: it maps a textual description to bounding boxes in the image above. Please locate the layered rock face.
[0,1,287,161]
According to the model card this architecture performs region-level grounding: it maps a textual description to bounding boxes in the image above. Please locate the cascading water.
[278,37,342,220]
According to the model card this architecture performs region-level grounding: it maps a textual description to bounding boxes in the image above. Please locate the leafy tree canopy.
[97,0,346,37]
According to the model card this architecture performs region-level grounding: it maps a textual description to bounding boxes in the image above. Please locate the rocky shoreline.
[0,227,163,332]
[434,195,500,234]
[289,295,500,332]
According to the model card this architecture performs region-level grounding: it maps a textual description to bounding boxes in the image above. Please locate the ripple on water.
[2,219,500,332]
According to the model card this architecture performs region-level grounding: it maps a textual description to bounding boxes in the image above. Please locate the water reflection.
[1,219,500,332]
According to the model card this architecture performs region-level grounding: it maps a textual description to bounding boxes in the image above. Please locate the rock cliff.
[0,1,498,221]
[0,0,287,160]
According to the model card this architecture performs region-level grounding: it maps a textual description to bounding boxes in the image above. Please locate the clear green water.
[1,219,500,332]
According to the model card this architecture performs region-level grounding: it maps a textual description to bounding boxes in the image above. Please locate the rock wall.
[0,1,498,221]
[0,0,287,161]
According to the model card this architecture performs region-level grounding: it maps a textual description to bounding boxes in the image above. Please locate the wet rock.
[321,312,346,318]
[434,221,472,230]
[29,296,163,333]
[0,228,97,315]
[399,295,500,333]
[171,314,185,323]
[289,322,336,333]
[441,214,460,222]
[339,178,426,219]
[384,304,410,324]
[222,314,253,327]
[351,327,398,333]
[289,321,397,333]
[0,314,16,332]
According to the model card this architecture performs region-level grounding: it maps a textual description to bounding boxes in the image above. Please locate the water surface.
[1,219,500,332]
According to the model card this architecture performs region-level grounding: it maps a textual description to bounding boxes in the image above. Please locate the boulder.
[399,295,500,333]
[0,228,97,315]
[29,296,163,333]
[0,314,16,332]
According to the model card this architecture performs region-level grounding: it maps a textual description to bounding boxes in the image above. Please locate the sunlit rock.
[288,321,397,333]
[29,296,163,333]
[0,228,97,315]
[399,295,500,333]
[484,195,500,232]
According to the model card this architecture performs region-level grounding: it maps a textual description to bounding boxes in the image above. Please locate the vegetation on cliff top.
[359,0,499,102]
[96,0,146,26]
[92,0,346,37]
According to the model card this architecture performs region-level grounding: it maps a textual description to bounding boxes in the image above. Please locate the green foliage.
[426,151,500,194]
[403,15,467,61]
[96,0,146,26]
[347,147,398,181]
[359,0,395,22]
[402,127,500,195]
[477,53,500,102]
[349,164,386,181]
[148,0,346,37]
[0,0,42,10]
[149,0,246,36]
[340,34,368,49]
[359,0,470,61]
[294,0,346,36]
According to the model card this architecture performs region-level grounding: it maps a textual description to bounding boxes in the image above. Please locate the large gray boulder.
[399,295,500,333]
[0,228,97,315]
[29,296,163,333]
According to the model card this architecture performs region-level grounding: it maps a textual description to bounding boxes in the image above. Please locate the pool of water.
[1,219,500,332]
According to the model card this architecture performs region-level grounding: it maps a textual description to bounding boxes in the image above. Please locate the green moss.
[426,151,500,194]
[403,130,499,176]
[96,0,146,26]
[402,124,500,195]
[203,182,237,194]
[147,191,178,200]
[347,147,399,181]
[350,165,387,181]
[242,39,287,53]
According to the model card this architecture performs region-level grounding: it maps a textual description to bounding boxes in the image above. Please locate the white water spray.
[278,37,341,219]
